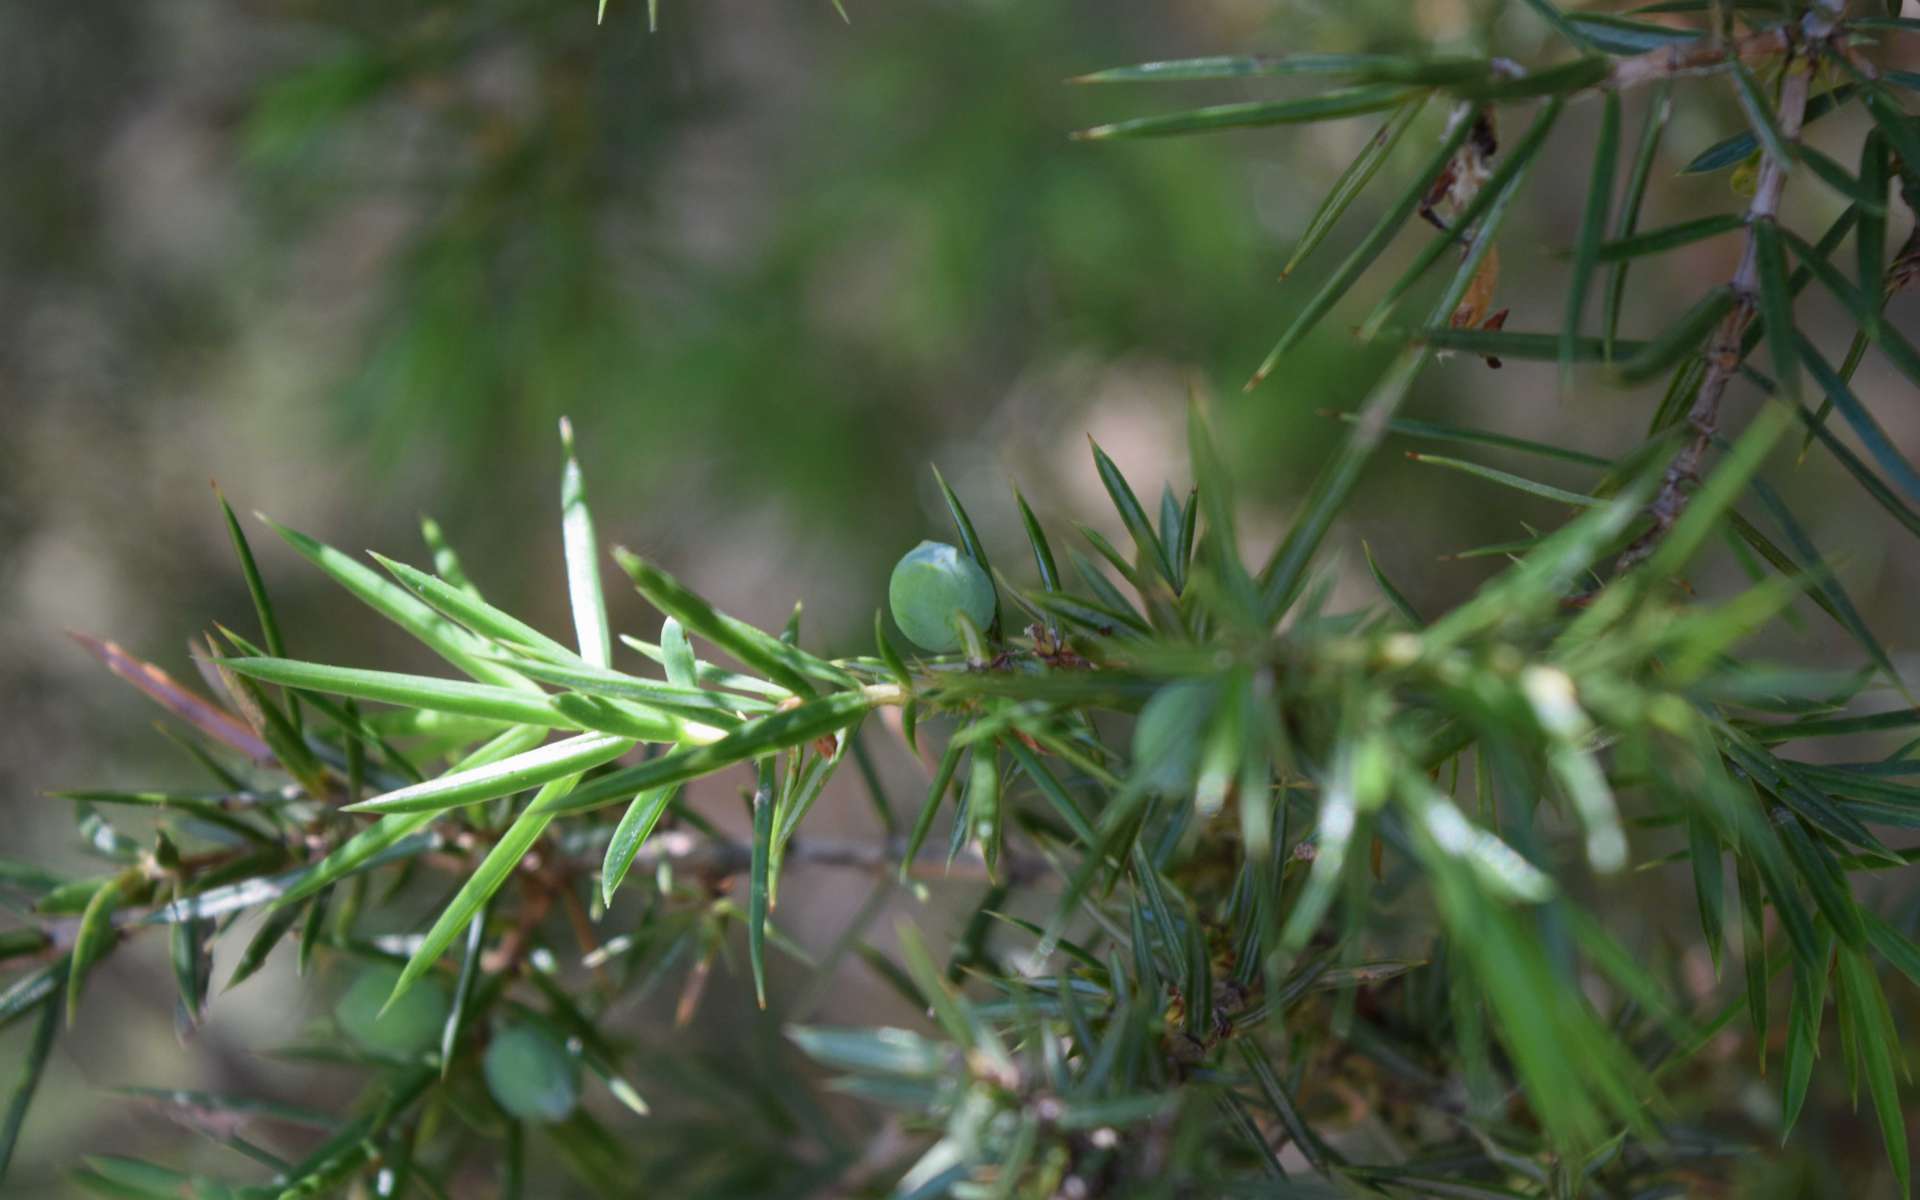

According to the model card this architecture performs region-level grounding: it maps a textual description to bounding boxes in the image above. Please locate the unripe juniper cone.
[1133,680,1218,798]
[888,540,995,652]
[484,1023,581,1123]
[333,965,450,1060]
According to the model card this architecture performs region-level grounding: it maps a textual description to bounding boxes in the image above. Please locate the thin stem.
[1606,26,1791,93]
[622,828,1050,887]
[1616,38,1816,571]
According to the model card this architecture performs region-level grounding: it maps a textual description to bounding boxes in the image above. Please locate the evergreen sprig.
[7,1,1920,1196]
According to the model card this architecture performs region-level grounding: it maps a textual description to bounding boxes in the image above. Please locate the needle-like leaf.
[1073,83,1413,141]
[1562,91,1620,379]
[1282,95,1427,279]
[1245,110,1479,387]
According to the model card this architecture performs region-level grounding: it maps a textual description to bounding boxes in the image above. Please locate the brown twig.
[624,828,1052,888]
[1606,26,1793,93]
[1614,25,1826,572]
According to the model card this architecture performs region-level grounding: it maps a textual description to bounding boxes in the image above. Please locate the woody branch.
[1613,13,1841,571]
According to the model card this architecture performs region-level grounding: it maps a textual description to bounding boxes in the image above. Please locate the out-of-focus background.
[3,0,1918,1193]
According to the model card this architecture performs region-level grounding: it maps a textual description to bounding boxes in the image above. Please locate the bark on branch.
[1614,35,1820,571]
[1606,26,1793,93]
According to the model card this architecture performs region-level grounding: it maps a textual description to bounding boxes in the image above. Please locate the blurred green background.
[4,0,1917,1193]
